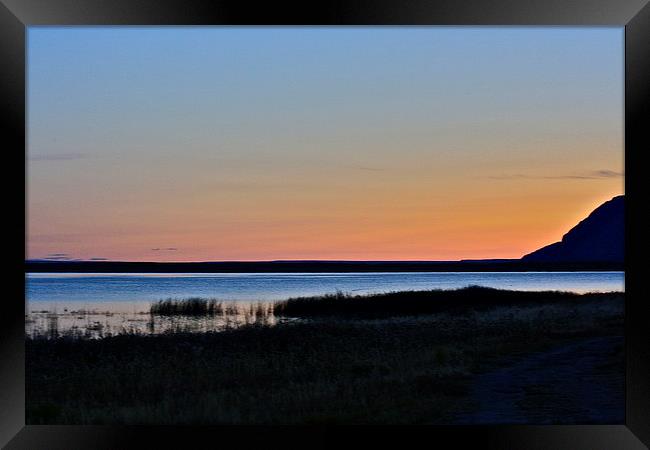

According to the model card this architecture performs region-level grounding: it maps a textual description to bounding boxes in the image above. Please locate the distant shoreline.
[25,260,624,273]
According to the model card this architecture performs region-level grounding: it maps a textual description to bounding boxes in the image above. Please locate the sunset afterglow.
[27,27,623,262]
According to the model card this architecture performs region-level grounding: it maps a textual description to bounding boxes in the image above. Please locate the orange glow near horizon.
[27,184,623,262]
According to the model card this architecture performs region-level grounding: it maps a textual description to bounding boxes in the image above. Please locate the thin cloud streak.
[42,253,73,260]
[487,170,624,181]
[28,153,86,162]
[344,165,385,172]
[593,169,625,178]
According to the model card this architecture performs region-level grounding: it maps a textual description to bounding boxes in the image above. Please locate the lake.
[25,271,624,338]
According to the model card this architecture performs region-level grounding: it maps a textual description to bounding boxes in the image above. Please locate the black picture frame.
[2,0,648,448]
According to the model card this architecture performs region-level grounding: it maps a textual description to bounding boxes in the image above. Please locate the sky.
[27,27,624,262]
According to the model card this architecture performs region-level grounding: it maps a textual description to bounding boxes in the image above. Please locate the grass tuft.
[150,298,224,316]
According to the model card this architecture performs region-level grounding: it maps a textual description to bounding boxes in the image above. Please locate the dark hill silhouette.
[522,195,624,263]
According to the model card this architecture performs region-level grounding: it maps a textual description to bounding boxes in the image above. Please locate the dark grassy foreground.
[26,288,624,425]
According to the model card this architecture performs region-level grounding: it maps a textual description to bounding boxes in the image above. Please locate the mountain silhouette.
[522,195,624,263]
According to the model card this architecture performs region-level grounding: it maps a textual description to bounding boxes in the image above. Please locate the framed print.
[2,0,649,448]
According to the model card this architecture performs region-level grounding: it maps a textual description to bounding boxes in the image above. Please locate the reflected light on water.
[25,302,281,339]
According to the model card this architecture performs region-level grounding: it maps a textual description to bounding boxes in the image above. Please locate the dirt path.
[454,336,624,424]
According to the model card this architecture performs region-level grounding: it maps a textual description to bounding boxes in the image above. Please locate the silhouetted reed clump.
[273,285,621,318]
[150,298,224,316]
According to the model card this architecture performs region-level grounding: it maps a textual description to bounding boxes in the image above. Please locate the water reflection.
[25,301,281,339]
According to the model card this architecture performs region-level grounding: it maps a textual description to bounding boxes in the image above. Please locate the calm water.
[25,271,624,338]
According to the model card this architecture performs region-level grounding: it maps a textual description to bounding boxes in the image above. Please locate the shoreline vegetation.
[146,286,621,319]
[27,287,624,425]
[275,286,619,318]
